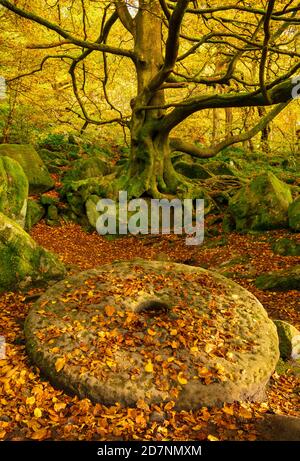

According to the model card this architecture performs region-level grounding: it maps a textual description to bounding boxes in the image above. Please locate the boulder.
[0,156,28,227]
[255,415,300,441]
[25,199,45,231]
[288,197,300,232]
[25,260,279,409]
[62,157,111,183]
[207,160,238,176]
[255,265,300,291]
[229,172,292,231]
[0,144,54,194]
[86,195,101,228]
[0,212,66,292]
[174,161,213,180]
[273,320,300,359]
[272,238,300,256]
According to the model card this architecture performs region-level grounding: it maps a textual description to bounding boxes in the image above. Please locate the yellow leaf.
[222,405,234,415]
[87,290,94,298]
[177,372,188,385]
[34,408,42,418]
[105,305,115,317]
[207,435,219,441]
[55,357,66,372]
[190,346,199,353]
[147,328,156,336]
[54,402,66,412]
[106,359,116,369]
[26,396,35,405]
[170,329,177,336]
[145,360,153,373]
[205,343,214,354]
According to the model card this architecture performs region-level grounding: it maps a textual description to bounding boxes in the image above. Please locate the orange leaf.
[105,305,115,317]
[31,428,49,441]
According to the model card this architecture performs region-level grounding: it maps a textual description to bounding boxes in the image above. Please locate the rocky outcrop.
[0,144,54,193]
[0,212,66,292]
[0,156,28,228]
[229,172,292,231]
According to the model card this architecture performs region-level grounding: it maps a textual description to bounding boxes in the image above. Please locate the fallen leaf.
[145,360,154,373]
[105,305,115,317]
[55,357,66,372]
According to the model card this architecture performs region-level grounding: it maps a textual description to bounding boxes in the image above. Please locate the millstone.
[24,260,279,409]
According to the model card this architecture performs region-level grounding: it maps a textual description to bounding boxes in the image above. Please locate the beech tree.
[0,0,299,198]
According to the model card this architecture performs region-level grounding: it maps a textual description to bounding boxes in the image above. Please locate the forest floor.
[0,221,299,441]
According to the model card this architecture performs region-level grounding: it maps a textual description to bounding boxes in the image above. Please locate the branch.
[0,0,135,59]
[170,102,289,159]
[260,0,276,104]
[160,75,300,132]
[146,0,189,94]
[115,1,135,35]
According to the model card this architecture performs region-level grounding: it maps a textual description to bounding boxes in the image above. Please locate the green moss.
[229,172,292,231]
[0,156,28,227]
[62,157,111,183]
[288,197,300,232]
[255,266,300,291]
[272,238,300,256]
[174,161,213,180]
[0,212,65,292]
[0,144,54,194]
[25,199,45,231]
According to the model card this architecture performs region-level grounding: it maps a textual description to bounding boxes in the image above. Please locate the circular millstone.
[24,260,279,409]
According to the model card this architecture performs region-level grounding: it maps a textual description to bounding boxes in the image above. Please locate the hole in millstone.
[135,298,170,315]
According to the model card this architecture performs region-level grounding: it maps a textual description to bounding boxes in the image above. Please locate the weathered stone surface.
[0,212,66,292]
[86,195,101,228]
[229,172,292,231]
[289,196,300,232]
[207,160,238,177]
[0,144,54,193]
[272,238,300,256]
[254,415,300,441]
[63,157,111,182]
[25,260,279,409]
[0,156,28,228]
[255,265,300,291]
[25,199,45,231]
[174,161,213,180]
[273,320,300,359]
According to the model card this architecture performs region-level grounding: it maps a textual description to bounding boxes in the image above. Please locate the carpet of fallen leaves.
[0,221,299,441]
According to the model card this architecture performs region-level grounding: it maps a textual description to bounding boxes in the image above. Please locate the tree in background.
[0,0,299,198]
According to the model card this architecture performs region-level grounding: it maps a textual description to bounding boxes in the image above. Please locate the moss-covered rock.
[0,144,54,194]
[174,161,213,180]
[273,320,300,359]
[255,265,300,291]
[25,199,45,231]
[86,195,101,228]
[46,205,60,226]
[0,212,66,292]
[288,197,300,232]
[62,157,111,183]
[229,172,292,231]
[0,156,28,228]
[272,238,300,256]
[207,160,238,176]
